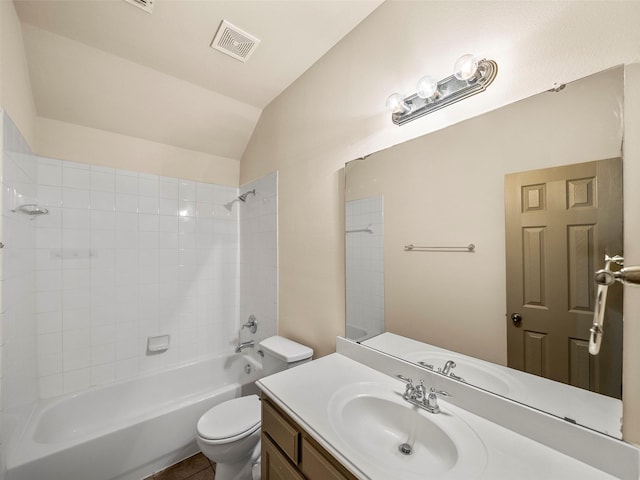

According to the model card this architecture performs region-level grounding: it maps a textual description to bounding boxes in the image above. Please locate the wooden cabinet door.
[262,435,305,480]
[262,399,300,464]
[505,158,622,398]
[301,436,357,480]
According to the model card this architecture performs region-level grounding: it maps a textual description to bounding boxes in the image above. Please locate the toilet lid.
[197,395,261,441]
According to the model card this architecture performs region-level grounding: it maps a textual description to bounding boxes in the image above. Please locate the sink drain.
[398,443,413,455]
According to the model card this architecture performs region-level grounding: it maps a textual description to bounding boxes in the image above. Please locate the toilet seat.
[197,395,261,444]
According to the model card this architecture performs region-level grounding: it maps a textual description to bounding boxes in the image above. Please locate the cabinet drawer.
[301,436,357,480]
[262,398,300,464]
[262,435,305,480]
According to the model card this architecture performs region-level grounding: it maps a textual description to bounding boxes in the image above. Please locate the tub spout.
[235,340,255,353]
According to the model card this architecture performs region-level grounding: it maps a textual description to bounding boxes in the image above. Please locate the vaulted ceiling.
[15,0,383,159]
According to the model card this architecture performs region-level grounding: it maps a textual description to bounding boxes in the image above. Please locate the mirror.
[345,66,624,437]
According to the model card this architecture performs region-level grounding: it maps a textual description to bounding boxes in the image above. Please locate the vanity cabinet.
[261,396,358,480]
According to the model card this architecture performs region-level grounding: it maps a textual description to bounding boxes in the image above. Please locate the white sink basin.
[328,382,487,480]
[405,351,522,397]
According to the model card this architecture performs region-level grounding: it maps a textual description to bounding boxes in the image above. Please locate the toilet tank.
[258,336,313,377]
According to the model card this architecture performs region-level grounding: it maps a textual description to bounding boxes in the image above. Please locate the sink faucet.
[235,340,255,353]
[397,374,450,414]
[403,378,427,403]
[441,360,456,376]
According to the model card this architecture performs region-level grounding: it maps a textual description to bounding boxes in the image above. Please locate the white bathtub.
[6,353,262,480]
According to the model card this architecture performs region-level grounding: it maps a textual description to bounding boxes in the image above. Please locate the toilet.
[196,336,313,480]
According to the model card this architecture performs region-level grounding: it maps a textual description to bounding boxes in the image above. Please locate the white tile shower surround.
[1,112,39,415]
[33,158,245,398]
[238,172,278,348]
[345,196,384,340]
[1,110,279,408]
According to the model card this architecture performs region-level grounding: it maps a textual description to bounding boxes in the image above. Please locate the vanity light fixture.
[386,54,498,125]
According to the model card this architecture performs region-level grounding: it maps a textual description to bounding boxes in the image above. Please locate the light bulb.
[454,54,479,81]
[386,93,409,114]
[416,75,438,99]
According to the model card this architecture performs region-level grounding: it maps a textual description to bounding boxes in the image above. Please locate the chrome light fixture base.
[391,59,498,125]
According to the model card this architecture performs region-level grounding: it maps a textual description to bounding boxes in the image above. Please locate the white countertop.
[257,353,619,480]
[363,332,622,438]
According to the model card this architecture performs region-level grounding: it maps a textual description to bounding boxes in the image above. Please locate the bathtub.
[6,353,262,480]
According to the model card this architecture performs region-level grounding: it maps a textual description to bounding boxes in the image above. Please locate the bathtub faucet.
[235,340,255,353]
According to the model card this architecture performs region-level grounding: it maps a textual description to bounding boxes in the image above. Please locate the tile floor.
[143,453,215,480]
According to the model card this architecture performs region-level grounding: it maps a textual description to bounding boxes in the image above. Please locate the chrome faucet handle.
[418,361,434,370]
[396,375,416,400]
[241,314,258,334]
[396,374,412,383]
[424,388,452,414]
[430,388,452,397]
[426,388,440,413]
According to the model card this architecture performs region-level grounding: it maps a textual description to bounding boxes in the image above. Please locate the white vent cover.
[211,20,261,63]
[123,0,154,14]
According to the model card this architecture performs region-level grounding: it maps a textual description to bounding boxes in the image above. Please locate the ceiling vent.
[123,0,154,14]
[210,20,261,63]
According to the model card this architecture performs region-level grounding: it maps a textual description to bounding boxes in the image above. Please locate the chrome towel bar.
[404,243,475,252]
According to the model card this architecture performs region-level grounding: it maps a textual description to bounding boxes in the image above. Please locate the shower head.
[223,189,256,211]
[238,189,256,202]
[223,199,238,211]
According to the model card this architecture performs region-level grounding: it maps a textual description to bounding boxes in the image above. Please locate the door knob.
[511,313,522,324]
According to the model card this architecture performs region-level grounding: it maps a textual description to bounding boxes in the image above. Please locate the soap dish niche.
[147,335,170,354]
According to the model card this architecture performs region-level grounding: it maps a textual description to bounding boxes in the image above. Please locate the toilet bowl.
[196,336,313,480]
[196,395,262,480]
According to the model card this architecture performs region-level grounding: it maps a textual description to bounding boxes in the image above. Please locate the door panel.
[505,158,622,398]
[569,338,595,390]
[523,330,547,376]
[523,227,547,307]
[568,224,595,311]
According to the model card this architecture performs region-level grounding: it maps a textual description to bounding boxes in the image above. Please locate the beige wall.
[37,117,239,186]
[241,1,640,444]
[1,0,36,147]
